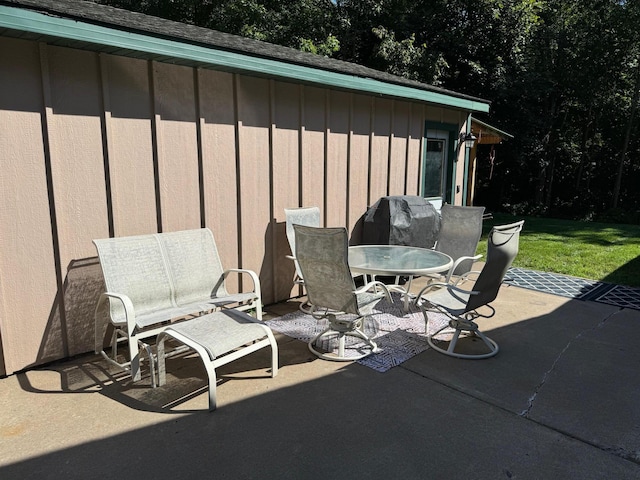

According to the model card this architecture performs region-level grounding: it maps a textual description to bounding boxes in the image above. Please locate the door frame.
[423,121,459,208]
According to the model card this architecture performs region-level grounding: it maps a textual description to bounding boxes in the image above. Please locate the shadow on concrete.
[3,291,640,479]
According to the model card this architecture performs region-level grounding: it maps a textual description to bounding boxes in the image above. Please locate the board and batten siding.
[0,36,466,375]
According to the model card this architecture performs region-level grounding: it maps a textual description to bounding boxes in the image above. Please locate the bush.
[596,208,640,225]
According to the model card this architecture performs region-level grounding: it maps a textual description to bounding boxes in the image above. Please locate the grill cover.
[361,196,441,248]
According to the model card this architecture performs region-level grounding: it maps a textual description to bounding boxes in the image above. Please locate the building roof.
[471,116,513,145]
[0,0,490,113]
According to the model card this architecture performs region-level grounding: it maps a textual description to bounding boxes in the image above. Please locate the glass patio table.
[348,245,453,311]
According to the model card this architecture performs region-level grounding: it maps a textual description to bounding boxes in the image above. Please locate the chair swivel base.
[299,300,314,314]
[427,318,499,359]
[308,315,378,361]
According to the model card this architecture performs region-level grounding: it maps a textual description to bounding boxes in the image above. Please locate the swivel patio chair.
[415,220,524,359]
[293,224,391,361]
[285,206,321,313]
[434,204,486,284]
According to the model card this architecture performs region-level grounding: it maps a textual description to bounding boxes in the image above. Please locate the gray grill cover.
[361,196,441,248]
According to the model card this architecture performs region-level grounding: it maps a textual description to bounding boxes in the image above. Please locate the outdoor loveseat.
[93,228,277,409]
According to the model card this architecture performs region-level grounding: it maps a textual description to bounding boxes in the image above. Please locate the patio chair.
[434,204,486,283]
[415,220,524,359]
[293,224,391,361]
[284,207,321,313]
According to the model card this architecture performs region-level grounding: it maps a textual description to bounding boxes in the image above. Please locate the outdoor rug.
[593,284,640,310]
[504,267,640,310]
[265,293,450,372]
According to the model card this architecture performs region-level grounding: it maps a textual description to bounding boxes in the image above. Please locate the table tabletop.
[348,245,453,277]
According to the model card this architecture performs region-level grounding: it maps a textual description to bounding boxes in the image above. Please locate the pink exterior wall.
[326,91,350,229]
[347,94,372,235]
[102,54,157,237]
[271,82,302,300]
[0,37,467,374]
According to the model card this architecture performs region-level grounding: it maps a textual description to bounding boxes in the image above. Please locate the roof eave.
[0,4,490,113]
[471,116,513,138]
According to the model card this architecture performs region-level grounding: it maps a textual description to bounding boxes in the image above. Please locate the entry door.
[422,130,449,211]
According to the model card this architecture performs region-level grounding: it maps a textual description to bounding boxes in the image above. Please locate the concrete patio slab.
[1,284,639,479]
[526,307,640,463]
[404,285,620,414]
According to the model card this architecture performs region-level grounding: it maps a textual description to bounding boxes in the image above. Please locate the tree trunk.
[576,106,594,191]
[613,58,640,208]
[544,153,556,210]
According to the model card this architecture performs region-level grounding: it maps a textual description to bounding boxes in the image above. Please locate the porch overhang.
[471,116,513,144]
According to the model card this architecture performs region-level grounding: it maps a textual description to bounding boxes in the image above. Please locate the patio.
[1,277,639,479]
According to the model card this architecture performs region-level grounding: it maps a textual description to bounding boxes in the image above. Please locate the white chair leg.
[203,361,218,412]
[129,336,142,382]
[337,333,346,358]
[157,333,168,387]
[266,329,279,377]
[447,329,462,355]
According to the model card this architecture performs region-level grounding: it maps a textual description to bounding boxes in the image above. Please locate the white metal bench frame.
[94,228,263,384]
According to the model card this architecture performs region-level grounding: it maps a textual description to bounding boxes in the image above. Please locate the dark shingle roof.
[1,0,489,107]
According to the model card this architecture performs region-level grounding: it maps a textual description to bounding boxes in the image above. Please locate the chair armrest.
[355,280,392,303]
[413,282,479,309]
[413,281,450,299]
[223,268,262,298]
[94,292,137,352]
[445,254,483,283]
[452,269,482,286]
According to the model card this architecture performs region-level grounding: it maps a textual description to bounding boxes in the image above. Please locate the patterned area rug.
[594,284,640,310]
[504,267,640,310]
[265,293,451,372]
[504,267,612,299]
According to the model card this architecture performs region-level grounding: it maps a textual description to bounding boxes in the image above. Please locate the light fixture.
[460,132,477,149]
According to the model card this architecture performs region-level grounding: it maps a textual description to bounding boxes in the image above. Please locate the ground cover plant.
[478,214,640,287]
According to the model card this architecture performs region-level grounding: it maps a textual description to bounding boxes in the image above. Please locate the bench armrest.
[223,268,262,299]
[94,291,136,352]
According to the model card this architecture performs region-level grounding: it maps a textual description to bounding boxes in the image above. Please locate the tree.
[98,0,640,221]
[98,0,342,56]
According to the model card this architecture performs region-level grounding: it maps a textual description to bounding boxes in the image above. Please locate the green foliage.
[99,0,343,57]
[478,214,640,287]
[370,27,427,81]
[98,0,640,220]
[299,34,340,56]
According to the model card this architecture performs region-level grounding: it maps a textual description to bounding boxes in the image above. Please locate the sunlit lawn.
[478,214,640,287]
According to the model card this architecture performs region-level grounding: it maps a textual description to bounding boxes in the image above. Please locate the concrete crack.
[519,308,622,418]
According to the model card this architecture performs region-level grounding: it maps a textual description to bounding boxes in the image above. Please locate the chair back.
[293,225,359,315]
[285,207,321,279]
[435,204,485,275]
[465,220,524,312]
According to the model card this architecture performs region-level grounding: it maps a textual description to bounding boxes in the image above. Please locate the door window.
[423,139,445,197]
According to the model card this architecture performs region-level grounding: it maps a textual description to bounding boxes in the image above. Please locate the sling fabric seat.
[434,204,486,283]
[157,309,278,411]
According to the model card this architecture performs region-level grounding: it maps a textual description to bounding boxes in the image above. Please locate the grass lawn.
[477,214,640,287]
